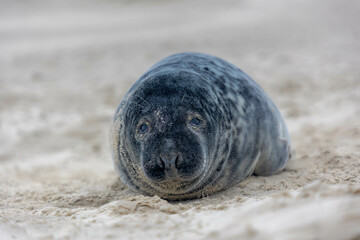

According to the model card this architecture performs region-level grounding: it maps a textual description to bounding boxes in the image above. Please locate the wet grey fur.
[111,52,291,200]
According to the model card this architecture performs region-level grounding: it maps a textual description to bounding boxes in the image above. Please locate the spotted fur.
[111,52,291,200]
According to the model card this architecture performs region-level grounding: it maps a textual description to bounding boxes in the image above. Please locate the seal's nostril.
[174,154,180,169]
[158,157,165,170]
[169,154,177,165]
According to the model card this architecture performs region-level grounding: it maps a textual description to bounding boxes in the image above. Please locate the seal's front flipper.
[253,138,291,176]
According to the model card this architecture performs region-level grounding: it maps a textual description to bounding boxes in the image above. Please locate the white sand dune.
[1,0,359,239]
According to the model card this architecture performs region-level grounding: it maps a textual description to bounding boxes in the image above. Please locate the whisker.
[134,94,153,107]
[131,101,145,109]
[181,94,186,104]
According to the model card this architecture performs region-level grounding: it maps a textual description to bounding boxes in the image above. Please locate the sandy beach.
[1,0,360,239]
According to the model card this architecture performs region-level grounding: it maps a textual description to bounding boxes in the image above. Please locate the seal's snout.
[159,152,181,179]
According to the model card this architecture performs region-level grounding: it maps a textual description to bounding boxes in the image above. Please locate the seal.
[110,52,291,200]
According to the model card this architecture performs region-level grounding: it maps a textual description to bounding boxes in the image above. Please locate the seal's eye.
[188,114,205,131]
[138,122,149,134]
[190,117,201,126]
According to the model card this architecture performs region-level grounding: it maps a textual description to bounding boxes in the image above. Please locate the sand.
[0,0,360,239]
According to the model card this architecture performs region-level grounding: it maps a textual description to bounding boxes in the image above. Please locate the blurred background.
[0,0,359,239]
[1,0,359,163]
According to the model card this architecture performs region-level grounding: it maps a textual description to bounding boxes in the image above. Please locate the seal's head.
[112,71,227,199]
[137,107,207,184]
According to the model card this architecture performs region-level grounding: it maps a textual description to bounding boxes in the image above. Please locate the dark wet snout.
[158,139,182,179]
[142,137,204,183]
[158,152,181,179]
